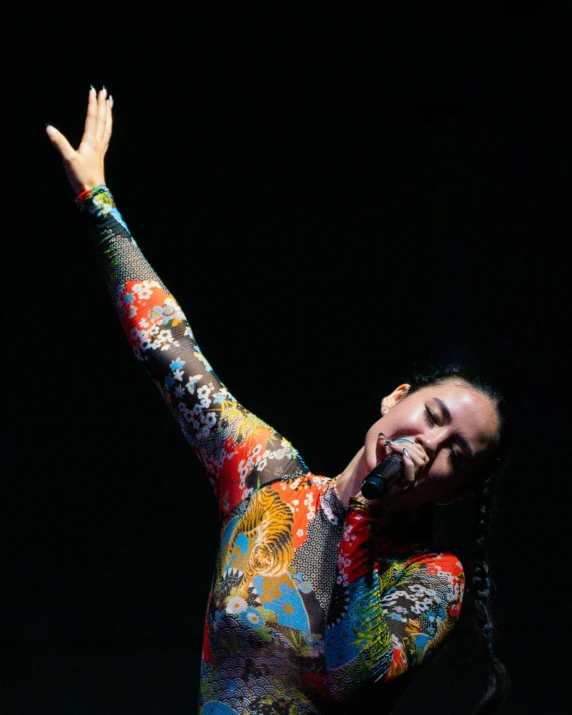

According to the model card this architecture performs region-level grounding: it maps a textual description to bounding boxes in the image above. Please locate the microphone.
[361,438,415,500]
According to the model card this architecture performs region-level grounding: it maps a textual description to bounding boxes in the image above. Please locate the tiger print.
[226,487,294,591]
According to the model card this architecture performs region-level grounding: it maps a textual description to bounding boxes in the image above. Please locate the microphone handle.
[361,438,414,500]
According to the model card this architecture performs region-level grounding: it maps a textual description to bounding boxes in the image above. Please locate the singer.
[46,88,512,714]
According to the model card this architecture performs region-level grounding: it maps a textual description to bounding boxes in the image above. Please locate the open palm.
[46,86,112,195]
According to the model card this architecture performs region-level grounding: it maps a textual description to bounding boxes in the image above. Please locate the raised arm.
[46,88,308,519]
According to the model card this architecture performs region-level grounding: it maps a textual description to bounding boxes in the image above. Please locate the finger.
[388,441,428,464]
[96,86,108,143]
[81,86,99,145]
[387,442,427,483]
[103,95,113,151]
[402,448,416,484]
[45,124,77,162]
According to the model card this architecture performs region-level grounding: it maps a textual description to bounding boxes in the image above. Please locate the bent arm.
[79,185,307,518]
[325,506,464,700]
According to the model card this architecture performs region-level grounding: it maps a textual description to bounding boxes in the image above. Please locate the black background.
[3,6,570,714]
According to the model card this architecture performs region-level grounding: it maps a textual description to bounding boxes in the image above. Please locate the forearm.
[325,507,464,700]
[78,185,305,515]
[77,185,236,469]
[80,185,167,301]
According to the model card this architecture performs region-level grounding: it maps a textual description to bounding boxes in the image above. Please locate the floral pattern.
[80,185,466,714]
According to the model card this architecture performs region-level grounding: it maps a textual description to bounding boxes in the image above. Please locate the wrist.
[75,188,92,204]
[75,183,108,208]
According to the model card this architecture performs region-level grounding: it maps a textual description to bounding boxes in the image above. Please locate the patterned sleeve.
[325,505,465,701]
[78,185,307,518]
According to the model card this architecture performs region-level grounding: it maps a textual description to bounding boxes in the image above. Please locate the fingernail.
[378,432,385,438]
[109,95,114,107]
[403,448,409,458]
[45,125,56,137]
[90,85,96,93]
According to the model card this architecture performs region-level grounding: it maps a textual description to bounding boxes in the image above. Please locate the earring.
[382,406,388,412]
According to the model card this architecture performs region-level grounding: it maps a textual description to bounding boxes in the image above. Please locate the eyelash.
[424,405,436,426]
[424,406,461,468]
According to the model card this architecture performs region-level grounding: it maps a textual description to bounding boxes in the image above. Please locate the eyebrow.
[434,398,474,460]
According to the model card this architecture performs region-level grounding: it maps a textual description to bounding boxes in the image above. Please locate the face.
[364,381,500,508]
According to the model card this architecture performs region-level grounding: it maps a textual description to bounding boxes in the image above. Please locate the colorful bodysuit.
[78,186,465,714]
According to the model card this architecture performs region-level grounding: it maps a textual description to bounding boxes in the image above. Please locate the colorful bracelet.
[75,184,108,209]
[74,188,92,206]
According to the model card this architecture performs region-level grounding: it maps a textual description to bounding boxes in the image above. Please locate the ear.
[381,383,411,414]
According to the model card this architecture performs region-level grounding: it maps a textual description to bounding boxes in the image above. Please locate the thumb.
[45,124,76,162]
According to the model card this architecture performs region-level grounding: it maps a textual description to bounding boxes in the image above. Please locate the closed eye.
[424,405,437,426]
[425,404,463,469]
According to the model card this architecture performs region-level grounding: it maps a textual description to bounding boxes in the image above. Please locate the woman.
[46,87,510,714]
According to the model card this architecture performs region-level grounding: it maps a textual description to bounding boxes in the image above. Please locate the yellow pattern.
[226,488,294,595]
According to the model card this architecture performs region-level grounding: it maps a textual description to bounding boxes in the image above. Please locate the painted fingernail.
[90,85,96,93]
[378,432,385,438]
[403,448,410,458]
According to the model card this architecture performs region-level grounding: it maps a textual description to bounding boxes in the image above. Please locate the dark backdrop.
[4,8,570,714]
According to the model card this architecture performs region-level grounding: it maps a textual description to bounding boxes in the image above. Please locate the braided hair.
[470,473,510,713]
[405,363,512,713]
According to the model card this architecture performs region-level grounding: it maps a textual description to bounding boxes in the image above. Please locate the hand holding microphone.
[361,437,416,500]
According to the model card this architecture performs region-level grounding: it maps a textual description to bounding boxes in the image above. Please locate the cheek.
[426,452,455,482]
[390,402,426,433]
[415,458,458,503]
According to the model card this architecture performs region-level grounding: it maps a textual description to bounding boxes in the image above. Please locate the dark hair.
[406,364,511,714]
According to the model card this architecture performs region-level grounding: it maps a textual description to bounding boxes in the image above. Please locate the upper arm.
[116,275,308,517]
[325,526,464,701]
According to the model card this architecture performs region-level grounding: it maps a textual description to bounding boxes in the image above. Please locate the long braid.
[403,361,513,710]
[470,473,510,713]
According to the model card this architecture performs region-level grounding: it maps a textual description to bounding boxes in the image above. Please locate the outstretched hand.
[46,86,113,196]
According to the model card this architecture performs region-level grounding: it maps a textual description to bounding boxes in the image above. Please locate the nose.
[416,427,450,461]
